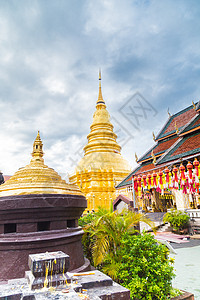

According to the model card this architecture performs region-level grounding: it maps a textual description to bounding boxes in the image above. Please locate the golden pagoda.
[0,131,82,197]
[69,72,131,210]
[0,132,88,281]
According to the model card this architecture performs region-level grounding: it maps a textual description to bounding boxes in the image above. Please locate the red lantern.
[137,176,142,188]
[134,176,138,192]
[173,166,178,189]
[147,173,152,188]
[165,167,170,183]
[193,158,200,192]
[193,158,199,176]
[142,174,147,189]
[153,172,157,187]
[187,161,193,181]
[179,164,185,182]
[158,170,163,185]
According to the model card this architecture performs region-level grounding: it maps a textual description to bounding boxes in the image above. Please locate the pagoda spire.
[96,69,105,105]
[31,131,44,162]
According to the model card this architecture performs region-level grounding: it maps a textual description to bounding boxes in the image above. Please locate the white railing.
[186,209,200,219]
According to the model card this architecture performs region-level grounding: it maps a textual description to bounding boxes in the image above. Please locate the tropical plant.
[79,208,176,299]
[79,207,154,277]
[79,212,97,264]
[163,209,190,233]
[117,233,175,300]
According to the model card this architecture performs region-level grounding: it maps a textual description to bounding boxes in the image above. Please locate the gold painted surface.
[69,73,131,210]
[0,132,82,196]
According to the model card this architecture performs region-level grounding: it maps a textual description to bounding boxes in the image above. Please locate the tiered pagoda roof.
[117,102,200,189]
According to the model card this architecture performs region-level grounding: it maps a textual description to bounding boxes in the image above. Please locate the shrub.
[117,233,175,300]
[163,209,190,233]
[79,208,154,272]
[79,209,176,299]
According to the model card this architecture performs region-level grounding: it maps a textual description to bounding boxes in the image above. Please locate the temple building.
[0,132,89,280]
[69,73,131,211]
[116,102,200,211]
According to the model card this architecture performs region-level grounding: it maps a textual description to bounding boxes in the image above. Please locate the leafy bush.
[117,233,175,300]
[79,209,176,299]
[163,209,190,233]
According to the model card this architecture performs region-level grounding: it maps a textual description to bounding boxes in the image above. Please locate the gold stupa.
[69,72,131,210]
[0,132,82,197]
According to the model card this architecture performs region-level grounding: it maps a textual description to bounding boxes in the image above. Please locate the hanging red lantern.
[173,166,179,189]
[137,175,142,188]
[165,167,170,184]
[179,164,185,182]
[147,173,152,189]
[158,170,163,185]
[187,161,193,181]
[134,176,138,192]
[193,158,200,193]
[179,164,187,194]
[142,174,147,189]
[193,158,199,176]
[153,172,157,188]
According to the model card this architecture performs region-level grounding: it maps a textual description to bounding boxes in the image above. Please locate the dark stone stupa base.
[0,194,89,281]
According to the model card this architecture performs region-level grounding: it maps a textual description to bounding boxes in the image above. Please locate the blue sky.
[0,0,200,179]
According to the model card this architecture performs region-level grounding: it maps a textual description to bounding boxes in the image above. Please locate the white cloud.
[0,0,200,178]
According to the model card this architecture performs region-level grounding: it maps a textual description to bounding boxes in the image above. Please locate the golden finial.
[135,152,138,163]
[152,132,156,141]
[31,131,44,162]
[167,108,171,117]
[192,101,196,110]
[97,69,105,105]
[99,68,101,82]
[151,150,156,165]
[174,121,179,134]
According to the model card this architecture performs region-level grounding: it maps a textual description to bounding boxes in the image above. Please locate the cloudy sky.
[0,0,200,179]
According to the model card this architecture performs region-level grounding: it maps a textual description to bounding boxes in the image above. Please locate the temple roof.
[155,104,197,141]
[179,114,200,136]
[138,135,179,163]
[157,131,200,164]
[116,102,200,189]
[0,132,82,197]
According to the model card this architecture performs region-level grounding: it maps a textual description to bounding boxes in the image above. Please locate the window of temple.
[67,219,76,228]
[36,145,38,149]
[4,223,16,234]
[37,221,50,232]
